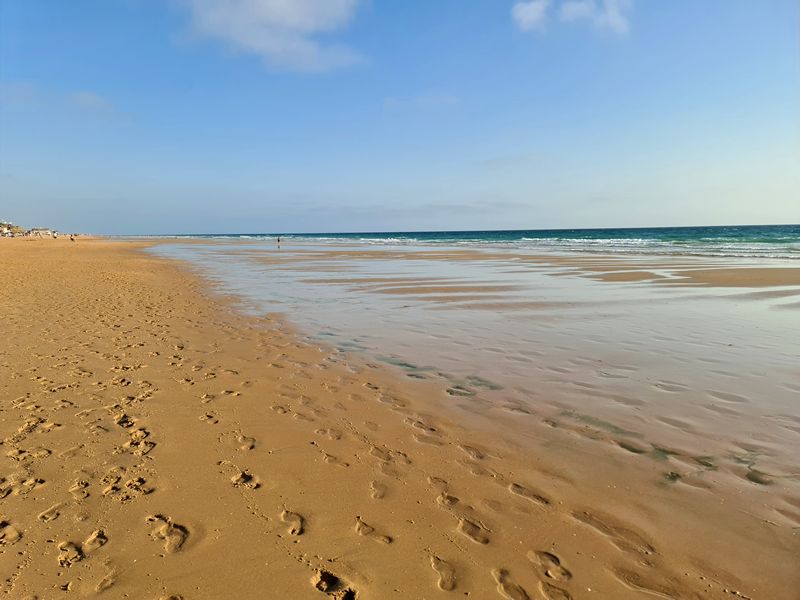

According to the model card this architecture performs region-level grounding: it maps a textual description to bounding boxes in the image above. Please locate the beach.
[1,238,798,600]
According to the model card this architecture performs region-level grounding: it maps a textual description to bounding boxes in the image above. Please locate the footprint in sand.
[610,567,678,598]
[369,446,410,466]
[354,516,392,544]
[58,445,83,459]
[225,431,255,450]
[539,581,573,600]
[4,475,46,497]
[83,529,108,555]
[113,412,135,428]
[110,476,154,502]
[312,570,358,599]
[370,480,387,500]
[101,468,125,489]
[323,453,350,468]
[430,555,457,591]
[89,423,109,435]
[231,470,261,489]
[436,490,459,507]
[428,476,448,494]
[508,483,550,507]
[7,446,51,462]
[58,542,84,567]
[235,433,256,450]
[69,480,90,501]
[414,433,444,446]
[571,511,655,557]
[0,520,22,545]
[146,515,189,554]
[459,445,486,460]
[459,460,497,478]
[315,428,343,441]
[38,503,62,522]
[95,571,117,593]
[378,394,406,408]
[405,417,438,433]
[457,518,489,544]
[124,428,156,456]
[218,460,261,489]
[199,412,219,425]
[492,568,529,600]
[280,510,305,535]
[527,550,572,582]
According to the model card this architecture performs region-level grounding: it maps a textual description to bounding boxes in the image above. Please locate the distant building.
[28,228,55,237]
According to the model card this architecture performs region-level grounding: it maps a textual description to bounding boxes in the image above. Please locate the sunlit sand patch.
[661,267,800,287]
[584,270,665,282]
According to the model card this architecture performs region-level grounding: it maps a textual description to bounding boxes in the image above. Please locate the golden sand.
[1,239,797,599]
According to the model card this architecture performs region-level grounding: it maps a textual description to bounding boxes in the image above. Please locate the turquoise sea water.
[140,224,800,258]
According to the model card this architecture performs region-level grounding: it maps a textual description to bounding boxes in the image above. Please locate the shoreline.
[1,238,797,599]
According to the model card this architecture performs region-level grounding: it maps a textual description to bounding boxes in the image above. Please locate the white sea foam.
[120,230,800,259]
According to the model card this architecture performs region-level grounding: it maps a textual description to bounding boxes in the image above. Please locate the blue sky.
[1,0,798,234]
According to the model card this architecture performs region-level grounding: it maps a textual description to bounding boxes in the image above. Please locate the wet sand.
[1,238,798,599]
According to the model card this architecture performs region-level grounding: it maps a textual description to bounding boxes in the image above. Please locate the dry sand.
[1,239,797,599]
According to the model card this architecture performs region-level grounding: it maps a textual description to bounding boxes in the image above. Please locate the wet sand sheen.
[154,240,800,492]
[239,246,800,287]
[2,238,798,599]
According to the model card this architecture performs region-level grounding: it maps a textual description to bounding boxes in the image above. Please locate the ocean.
[137,224,800,259]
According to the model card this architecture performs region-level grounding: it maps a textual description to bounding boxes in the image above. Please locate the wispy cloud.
[512,0,633,34]
[179,0,363,72]
[511,0,552,32]
[560,0,632,34]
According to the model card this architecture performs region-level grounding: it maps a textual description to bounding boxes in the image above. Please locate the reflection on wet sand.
[150,240,800,598]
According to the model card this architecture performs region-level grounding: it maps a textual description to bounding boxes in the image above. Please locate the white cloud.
[513,0,633,34]
[560,0,595,21]
[559,0,632,34]
[180,0,363,72]
[512,0,552,31]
